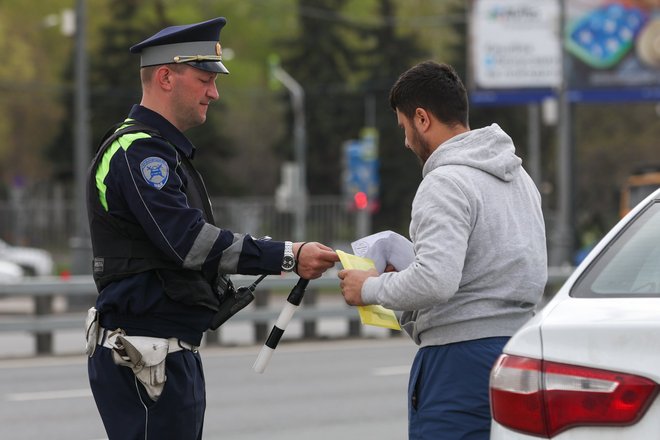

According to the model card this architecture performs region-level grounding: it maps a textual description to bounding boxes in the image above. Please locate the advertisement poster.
[566,0,660,100]
[469,0,660,103]
[470,0,561,89]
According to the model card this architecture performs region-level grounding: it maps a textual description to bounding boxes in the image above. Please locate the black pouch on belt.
[209,282,255,330]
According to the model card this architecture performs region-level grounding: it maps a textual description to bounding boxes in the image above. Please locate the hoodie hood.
[422,123,522,182]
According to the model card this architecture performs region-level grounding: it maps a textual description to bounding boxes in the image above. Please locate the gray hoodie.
[361,124,547,347]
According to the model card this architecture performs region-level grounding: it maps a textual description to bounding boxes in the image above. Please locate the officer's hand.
[293,242,339,279]
[337,268,378,306]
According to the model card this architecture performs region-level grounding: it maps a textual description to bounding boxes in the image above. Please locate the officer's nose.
[208,82,219,101]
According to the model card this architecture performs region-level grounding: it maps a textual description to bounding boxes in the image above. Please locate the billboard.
[566,1,660,101]
[468,0,660,104]
[469,0,561,104]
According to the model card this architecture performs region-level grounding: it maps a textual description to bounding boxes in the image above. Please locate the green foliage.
[4,0,660,244]
[0,0,73,192]
[275,0,429,236]
[275,0,364,196]
[90,0,148,131]
[358,0,427,234]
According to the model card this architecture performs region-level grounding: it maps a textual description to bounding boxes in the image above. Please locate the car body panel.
[539,298,660,382]
[497,294,660,438]
[491,189,660,438]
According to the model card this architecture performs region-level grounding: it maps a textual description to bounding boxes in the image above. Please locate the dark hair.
[388,61,469,128]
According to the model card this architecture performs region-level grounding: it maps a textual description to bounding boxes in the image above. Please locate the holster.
[209,283,255,330]
[84,307,99,357]
[111,333,169,401]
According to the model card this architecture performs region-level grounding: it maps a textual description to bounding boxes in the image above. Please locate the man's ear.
[155,66,174,91]
[415,108,431,132]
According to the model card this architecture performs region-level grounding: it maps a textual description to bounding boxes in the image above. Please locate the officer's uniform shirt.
[95,104,283,346]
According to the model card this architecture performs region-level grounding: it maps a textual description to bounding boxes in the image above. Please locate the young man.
[86,17,338,439]
[338,61,547,439]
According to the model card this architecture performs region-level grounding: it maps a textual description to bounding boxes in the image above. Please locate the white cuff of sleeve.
[360,277,380,305]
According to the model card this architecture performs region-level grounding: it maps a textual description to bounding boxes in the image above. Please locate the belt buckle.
[177,339,198,353]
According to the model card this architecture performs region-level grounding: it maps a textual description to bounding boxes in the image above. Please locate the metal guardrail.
[0,273,364,355]
[0,273,336,297]
[0,268,574,355]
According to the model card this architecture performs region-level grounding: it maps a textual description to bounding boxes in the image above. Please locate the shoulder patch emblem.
[140,156,169,189]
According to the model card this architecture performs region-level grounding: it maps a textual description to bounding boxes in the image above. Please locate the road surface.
[0,338,417,440]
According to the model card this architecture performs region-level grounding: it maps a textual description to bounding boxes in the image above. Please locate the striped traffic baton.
[253,277,309,373]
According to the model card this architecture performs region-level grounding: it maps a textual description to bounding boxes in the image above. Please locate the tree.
[358,0,426,233]
[44,0,148,184]
[278,0,366,196]
[275,0,430,235]
[0,1,71,194]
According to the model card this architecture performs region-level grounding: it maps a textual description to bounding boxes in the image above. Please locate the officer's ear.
[155,65,175,91]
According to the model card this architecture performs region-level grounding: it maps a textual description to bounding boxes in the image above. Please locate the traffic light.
[354,191,368,210]
[342,128,379,212]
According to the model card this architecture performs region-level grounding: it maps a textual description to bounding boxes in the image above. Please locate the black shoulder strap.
[178,153,216,225]
[93,120,216,225]
[94,120,157,155]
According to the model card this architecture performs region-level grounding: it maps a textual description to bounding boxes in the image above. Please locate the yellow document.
[336,250,401,331]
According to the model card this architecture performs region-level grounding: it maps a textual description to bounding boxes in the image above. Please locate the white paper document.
[351,230,415,273]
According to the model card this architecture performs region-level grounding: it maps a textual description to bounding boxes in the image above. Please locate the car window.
[572,202,660,297]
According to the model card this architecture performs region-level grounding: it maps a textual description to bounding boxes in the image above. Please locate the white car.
[0,259,23,283]
[490,188,660,439]
[0,239,53,276]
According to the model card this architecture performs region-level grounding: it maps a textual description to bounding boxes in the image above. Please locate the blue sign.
[343,130,379,211]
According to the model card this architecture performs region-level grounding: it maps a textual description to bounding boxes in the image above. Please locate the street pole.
[550,0,574,266]
[356,95,378,239]
[72,0,92,274]
[527,103,541,187]
[269,58,307,242]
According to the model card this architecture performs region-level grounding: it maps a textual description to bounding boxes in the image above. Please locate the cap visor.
[189,60,229,74]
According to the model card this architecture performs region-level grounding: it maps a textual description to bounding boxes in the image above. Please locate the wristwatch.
[282,241,296,272]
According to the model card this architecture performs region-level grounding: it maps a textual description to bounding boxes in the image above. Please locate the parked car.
[0,239,53,276]
[490,188,660,439]
[0,259,23,283]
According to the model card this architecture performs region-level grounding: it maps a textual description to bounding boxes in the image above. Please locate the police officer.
[86,17,339,440]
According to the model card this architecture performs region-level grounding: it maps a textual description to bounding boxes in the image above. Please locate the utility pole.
[71,0,92,274]
[550,0,574,266]
[269,55,307,242]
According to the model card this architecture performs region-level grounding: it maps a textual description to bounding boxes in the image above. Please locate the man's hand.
[337,268,378,306]
[293,242,339,279]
